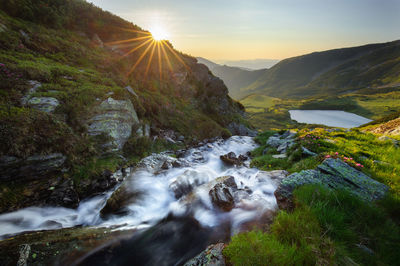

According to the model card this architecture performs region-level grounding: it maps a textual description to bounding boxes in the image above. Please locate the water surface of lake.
[289,110,372,128]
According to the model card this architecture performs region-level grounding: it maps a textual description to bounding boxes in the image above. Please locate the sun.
[150,25,169,41]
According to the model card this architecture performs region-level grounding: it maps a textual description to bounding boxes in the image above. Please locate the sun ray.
[106,35,152,45]
[157,42,162,80]
[127,40,154,75]
[122,38,153,57]
[119,28,152,35]
[162,40,189,70]
[145,41,157,76]
[160,41,174,73]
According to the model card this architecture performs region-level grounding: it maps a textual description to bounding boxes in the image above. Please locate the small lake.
[289,110,372,128]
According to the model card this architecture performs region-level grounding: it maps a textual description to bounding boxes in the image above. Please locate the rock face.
[209,176,238,211]
[227,122,257,137]
[0,153,66,181]
[47,180,80,208]
[87,97,139,151]
[184,243,226,266]
[274,158,389,210]
[220,152,247,166]
[28,97,60,113]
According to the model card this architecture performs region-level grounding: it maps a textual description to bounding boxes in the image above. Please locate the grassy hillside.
[240,40,400,99]
[0,0,244,212]
[197,57,266,100]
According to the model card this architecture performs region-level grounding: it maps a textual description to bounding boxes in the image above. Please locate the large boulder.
[184,243,226,266]
[209,176,238,212]
[87,97,139,151]
[0,153,66,181]
[274,158,389,210]
[266,131,296,153]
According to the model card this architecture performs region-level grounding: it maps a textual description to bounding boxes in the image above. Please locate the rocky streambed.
[0,136,288,264]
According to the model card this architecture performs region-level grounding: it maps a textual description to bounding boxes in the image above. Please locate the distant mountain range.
[215,59,279,70]
[197,57,266,99]
[198,40,400,100]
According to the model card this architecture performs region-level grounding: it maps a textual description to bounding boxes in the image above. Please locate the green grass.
[225,185,400,265]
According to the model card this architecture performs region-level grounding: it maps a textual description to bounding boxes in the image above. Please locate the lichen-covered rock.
[184,243,226,266]
[0,153,66,181]
[209,176,237,211]
[266,131,296,152]
[17,244,30,266]
[255,170,289,184]
[87,97,139,151]
[20,80,42,105]
[274,158,389,210]
[28,97,60,113]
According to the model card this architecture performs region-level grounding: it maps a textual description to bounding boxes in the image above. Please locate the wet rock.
[184,243,226,266]
[17,244,30,266]
[161,161,172,170]
[274,158,389,210]
[169,170,210,199]
[137,153,177,173]
[220,152,247,166]
[227,122,257,137]
[77,216,211,266]
[209,176,237,211]
[28,97,60,113]
[47,180,80,208]
[100,180,141,218]
[78,170,119,199]
[0,153,66,181]
[87,97,139,151]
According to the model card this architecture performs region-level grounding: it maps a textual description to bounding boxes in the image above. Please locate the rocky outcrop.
[368,117,400,136]
[227,122,257,137]
[87,97,139,151]
[20,80,41,105]
[28,97,60,113]
[0,153,66,181]
[209,176,238,212]
[220,152,247,166]
[184,243,226,266]
[274,158,389,210]
[46,180,80,208]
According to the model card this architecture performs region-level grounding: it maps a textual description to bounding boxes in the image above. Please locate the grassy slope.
[242,40,400,99]
[225,128,400,265]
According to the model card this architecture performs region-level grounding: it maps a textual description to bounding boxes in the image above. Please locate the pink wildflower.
[335,152,339,155]
[325,155,331,158]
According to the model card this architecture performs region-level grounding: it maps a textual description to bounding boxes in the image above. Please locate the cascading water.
[0,136,282,240]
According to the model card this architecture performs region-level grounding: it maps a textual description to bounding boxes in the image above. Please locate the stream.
[0,136,280,245]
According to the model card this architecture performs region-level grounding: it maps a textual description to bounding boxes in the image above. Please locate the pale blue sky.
[90,0,400,60]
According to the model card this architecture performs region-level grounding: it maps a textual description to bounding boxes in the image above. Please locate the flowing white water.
[0,136,280,239]
[289,110,372,128]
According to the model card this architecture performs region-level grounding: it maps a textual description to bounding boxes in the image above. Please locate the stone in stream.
[274,158,389,210]
[184,243,226,266]
[169,170,210,199]
[209,176,238,212]
[220,152,247,166]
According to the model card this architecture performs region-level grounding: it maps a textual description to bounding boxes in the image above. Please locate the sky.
[89,0,400,61]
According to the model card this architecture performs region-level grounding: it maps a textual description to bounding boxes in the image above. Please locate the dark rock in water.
[76,215,211,266]
[47,180,80,209]
[169,170,209,199]
[100,180,141,218]
[227,122,257,137]
[0,153,66,181]
[274,158,389,210]
[161,161,172,170]
[209,176,237,212]
[220,152,247,166]
[184,243,226,266]
[176,149,187,158]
